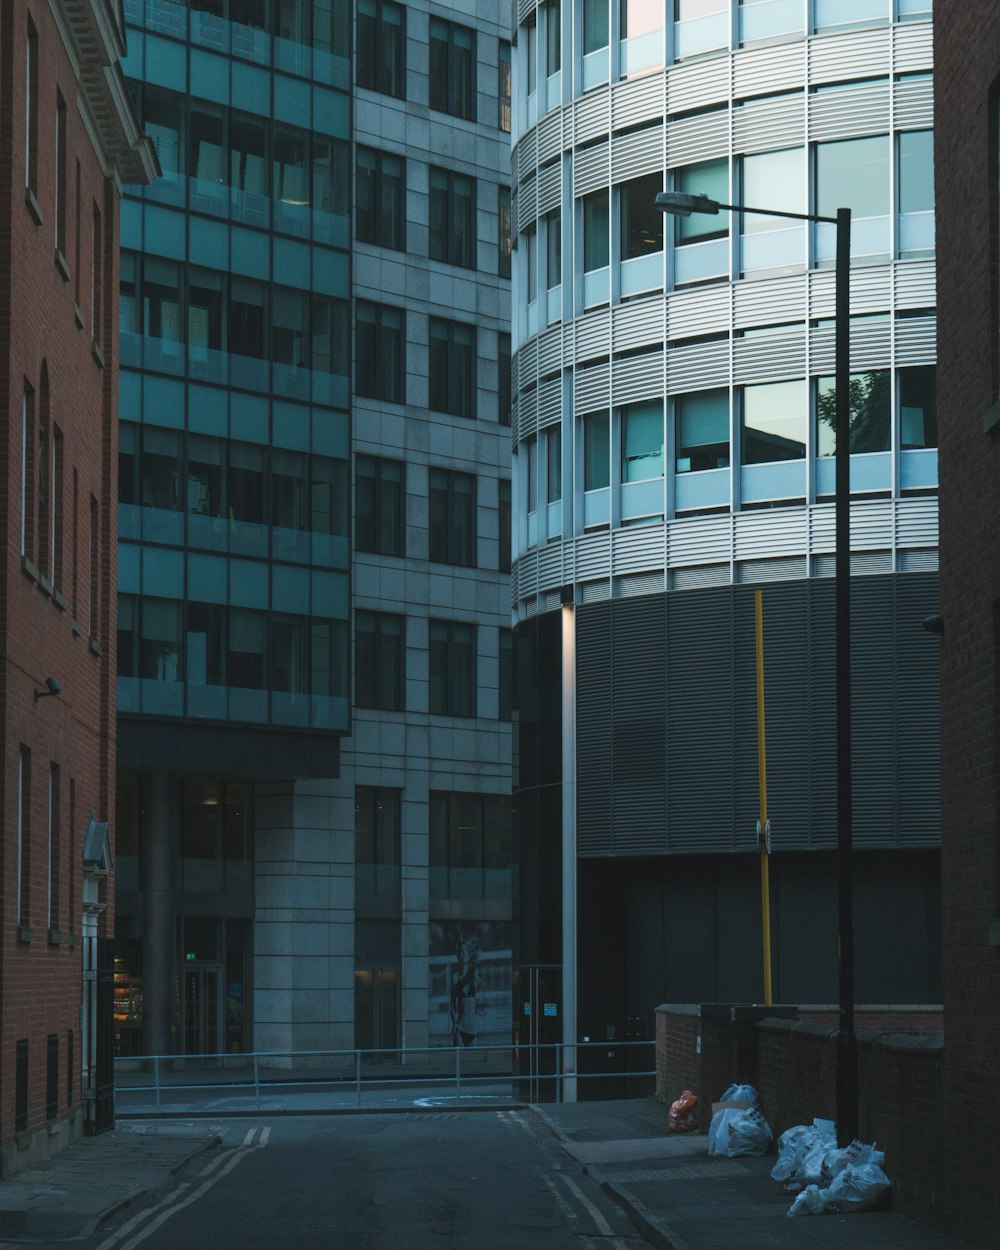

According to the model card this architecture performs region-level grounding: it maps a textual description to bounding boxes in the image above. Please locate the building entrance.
[184,964,223,1056]
[354,966,399,1060]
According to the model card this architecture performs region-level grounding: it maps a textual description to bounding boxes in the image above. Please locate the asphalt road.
[80,1111,645,1250]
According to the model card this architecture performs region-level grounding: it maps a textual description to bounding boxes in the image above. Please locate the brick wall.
[935,4,1000,1245]
[798,1006,942,1035]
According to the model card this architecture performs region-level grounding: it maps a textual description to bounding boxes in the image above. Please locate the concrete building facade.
[508,0,941,1077]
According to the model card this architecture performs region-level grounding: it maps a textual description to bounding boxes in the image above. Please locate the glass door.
[184,964,223,1056]
[354,965,400,1062]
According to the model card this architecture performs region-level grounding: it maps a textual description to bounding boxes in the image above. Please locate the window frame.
[356,0,406,99]
[429,17,476,121]
[429,166,476,269]
[355,609,405,711]
[429,619,476,717]
[429,467,477,567]
[429,317,477,418]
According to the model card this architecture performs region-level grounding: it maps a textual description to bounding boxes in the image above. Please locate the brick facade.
[0,0,154,1174]
[935,5,1000,1245]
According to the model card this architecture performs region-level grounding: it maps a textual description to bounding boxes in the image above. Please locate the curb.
[117,1103,528,1120]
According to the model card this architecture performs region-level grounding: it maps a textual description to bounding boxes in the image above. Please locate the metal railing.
[113,1041,656,1113]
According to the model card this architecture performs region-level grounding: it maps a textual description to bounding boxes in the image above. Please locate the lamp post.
[655,191,857,1146]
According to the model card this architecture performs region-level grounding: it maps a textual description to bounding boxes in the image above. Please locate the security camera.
[46,676,61,695]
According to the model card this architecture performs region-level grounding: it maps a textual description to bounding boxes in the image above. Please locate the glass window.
[228,442,264,525]
[499,333,511,427]
[898,129,934,214]
[272,286,307,366]
[499,630,513,723]
[545,209,562,287]
[355,787,401,900]
[357,0,405,98]
[621,400,664,481]
[143,85,183,184]
[429,168,475,268]
[899,365,937,449]
[356,455,404,556]
[675,158,728,242]
[190,102,226,189]
[584,0,609,52]
[582,188,610,272]
[143,258,182,342]
[230,113,267,201]
[187,435,223,518]
[525,225,538,303]
[498,479,511,572]
[547,426,562,501]
[272,449,307,531]
[312,619,348,700]
[429,468,476,566]
[311,295,349,377]
[188,267,225,355]
[429,620,475,717]
[227,608,265,689]
[742,147,805,230]
[141,427,181,509]
[140,598,182,682]
[429,318,476,418]
[676,390,729,471]
[430,18,475,120]
[525,15,537,95]
[187,602,224,687]
[355,610,404,710]
[525,438,538,512]
[815,135,889,221]
[545,0,561,74]
[623,0,663,35]
[499,186,512,278]
[356,147,404,250]
[814,0,889,32]
[584,412,610,490]
[676,0,727,15]
[229,277,266,360]
[498,40,511,133]
[742,379,806,463]
[271,616,308,695]
[816,370,891,457]
[355,301,404,403]
[621,172,664,260]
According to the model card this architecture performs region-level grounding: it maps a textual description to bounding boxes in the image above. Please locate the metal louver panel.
[614,350,664,405]
[518,127,537,177]
[611,122,665,185]
[733,92,805,156]
[613,525,666,574]
[896,497,938,548]
[893,21,933,74]
[670,513,733,566]
[575,530,612,579]
[619,571,666,597]
[573,307,611,362]
[542,589,561,612]
[672,563,730,589]
[612,71,665,132]
[538,543,565,587]
[538,159,561,216]
[537,325,564,375]
[809,79,891,142]
[573,88,611,147]
[513,0,534,29]
[574,360,610,414]
[898,548,938,572]
[537,376,562,428]
[733,39,805,99]
[575,603,614,854]
[581,579,610,602]
[734,510,807,560]
[734,274,806,328]
[667,55,729,116]
[895,261,936,308]
[734,334,806,386]
[666,341,729,393]
[738,556,807,583]
[613,297,664,354]
[668,284,731,340]
[809,28,889,85]
[536,111,564,164]
[515,173,538,234]
[516,386,538,444]
[573,139,610,198]
[894,316,936,366]
[894,573,941,845]
[665,108,729,169]
[894,75,933,130]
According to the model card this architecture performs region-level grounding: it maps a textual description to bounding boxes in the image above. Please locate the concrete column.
[141,773,182,1058]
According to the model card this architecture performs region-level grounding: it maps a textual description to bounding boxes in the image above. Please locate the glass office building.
[510,1,941,1063]
[114,0,513,1060]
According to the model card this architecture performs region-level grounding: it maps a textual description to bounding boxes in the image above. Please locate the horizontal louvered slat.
[537,542,564,586]
[666,340,729,393]
[611,122,665,185]
[733,39,805,100]
[536,110,564,164]
[514,173,537,233]
[809,78,890,142]
[733,92,804,156]
[613,349,664,405]
[536,324,564,375]
[537,376,562,427]
[669,513,732,566]
[576,602,615,855]
[581,579,610,601]
[809,27,889,85]
[541,589,561,612]
[734,333,805,385]
[513,0,534,30]
[738,556,807,582]
[665,107,729,169]
[667,54,730,116]
[517,126,537,177]
[611,596,667,853]
[896,497,938,547]
[733,510,807,560]
[672,563,730,589]
[515,385,538,443]
[894,315,936,366]
[668,283,731,339]
[576,530,611,579]
[894,74,933,131]
[892,20,933,74]
[573,88,611,147]
[898,548,937,572]
[611,71,665,131]
[613,296,664,354]
[573,138,610,197]
[573,306,611,362]
[537,158,561,216]
[619,570,666,597]
[574,360,610,414]
[613,525,666,574]
[734,273,807,328]
[895,260,936,308]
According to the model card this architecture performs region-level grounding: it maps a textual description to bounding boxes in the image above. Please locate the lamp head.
[655,190,722,218]
[34,676,61,701]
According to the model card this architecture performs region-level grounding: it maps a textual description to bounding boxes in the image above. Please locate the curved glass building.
[510,0,940,1064]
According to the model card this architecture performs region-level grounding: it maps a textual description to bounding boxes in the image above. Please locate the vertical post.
[253,1053,260,1111]
[561,602,578,1102]
[455,1046,462,1102]
[154,1054,161,1111]
[834,205,858,1147]
[754,590,773,1006]
[356,1049,362,1109]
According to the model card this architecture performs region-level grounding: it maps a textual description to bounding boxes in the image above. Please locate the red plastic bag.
[669,1090,699,1133]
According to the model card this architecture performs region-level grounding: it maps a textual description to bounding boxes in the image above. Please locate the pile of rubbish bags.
[770,1119,891,1216]
[707,1084,773,1158]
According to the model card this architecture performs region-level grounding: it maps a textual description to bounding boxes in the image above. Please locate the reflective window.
[676,0,727,16]
[623,0,664,36]
[355,610,404,710]
[525,438,538,512]
[429,318,476,418]
[584,0,609,53]
[499,41,512,132]
[356,455,404,557]
[899,365,937,449]
[582,188,610,271]
[676,390,729,471]
[584,412,610,490]
[357,0,405,98]
[498,478,511,572]
[545,0,561,75]
[356,301,404,403]
[498,333,512,427]
[545,209,562,286]
[430,167,475,269]
[742,148,804,229]
[499,186,512,278]
[675,159,728,242]
[430,18,476,121]
[355,788,401,900]
[621,400,664,482]
[815,135,889,220]
[547,426,562,501]
[742,380,806,463]
[815,370,891,457]
[356,147,404,250]
[814,0,889,32]
[898,129,934,213]
[429,620,476,717]
[499,630,513,723]
[429,468,476,567]
[621,172,664,259]
[525,225,538,303]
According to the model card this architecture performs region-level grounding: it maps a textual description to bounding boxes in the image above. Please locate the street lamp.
[656,190,857,1147]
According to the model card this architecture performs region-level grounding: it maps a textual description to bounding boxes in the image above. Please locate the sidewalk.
[531,1099,990,1250]
[0,1122,218,1243]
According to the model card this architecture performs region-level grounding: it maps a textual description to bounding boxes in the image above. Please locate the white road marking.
[557,1172,630,1249]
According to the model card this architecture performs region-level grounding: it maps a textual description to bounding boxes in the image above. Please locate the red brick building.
[935,5,1000,1243]
[0,0,154,1173]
